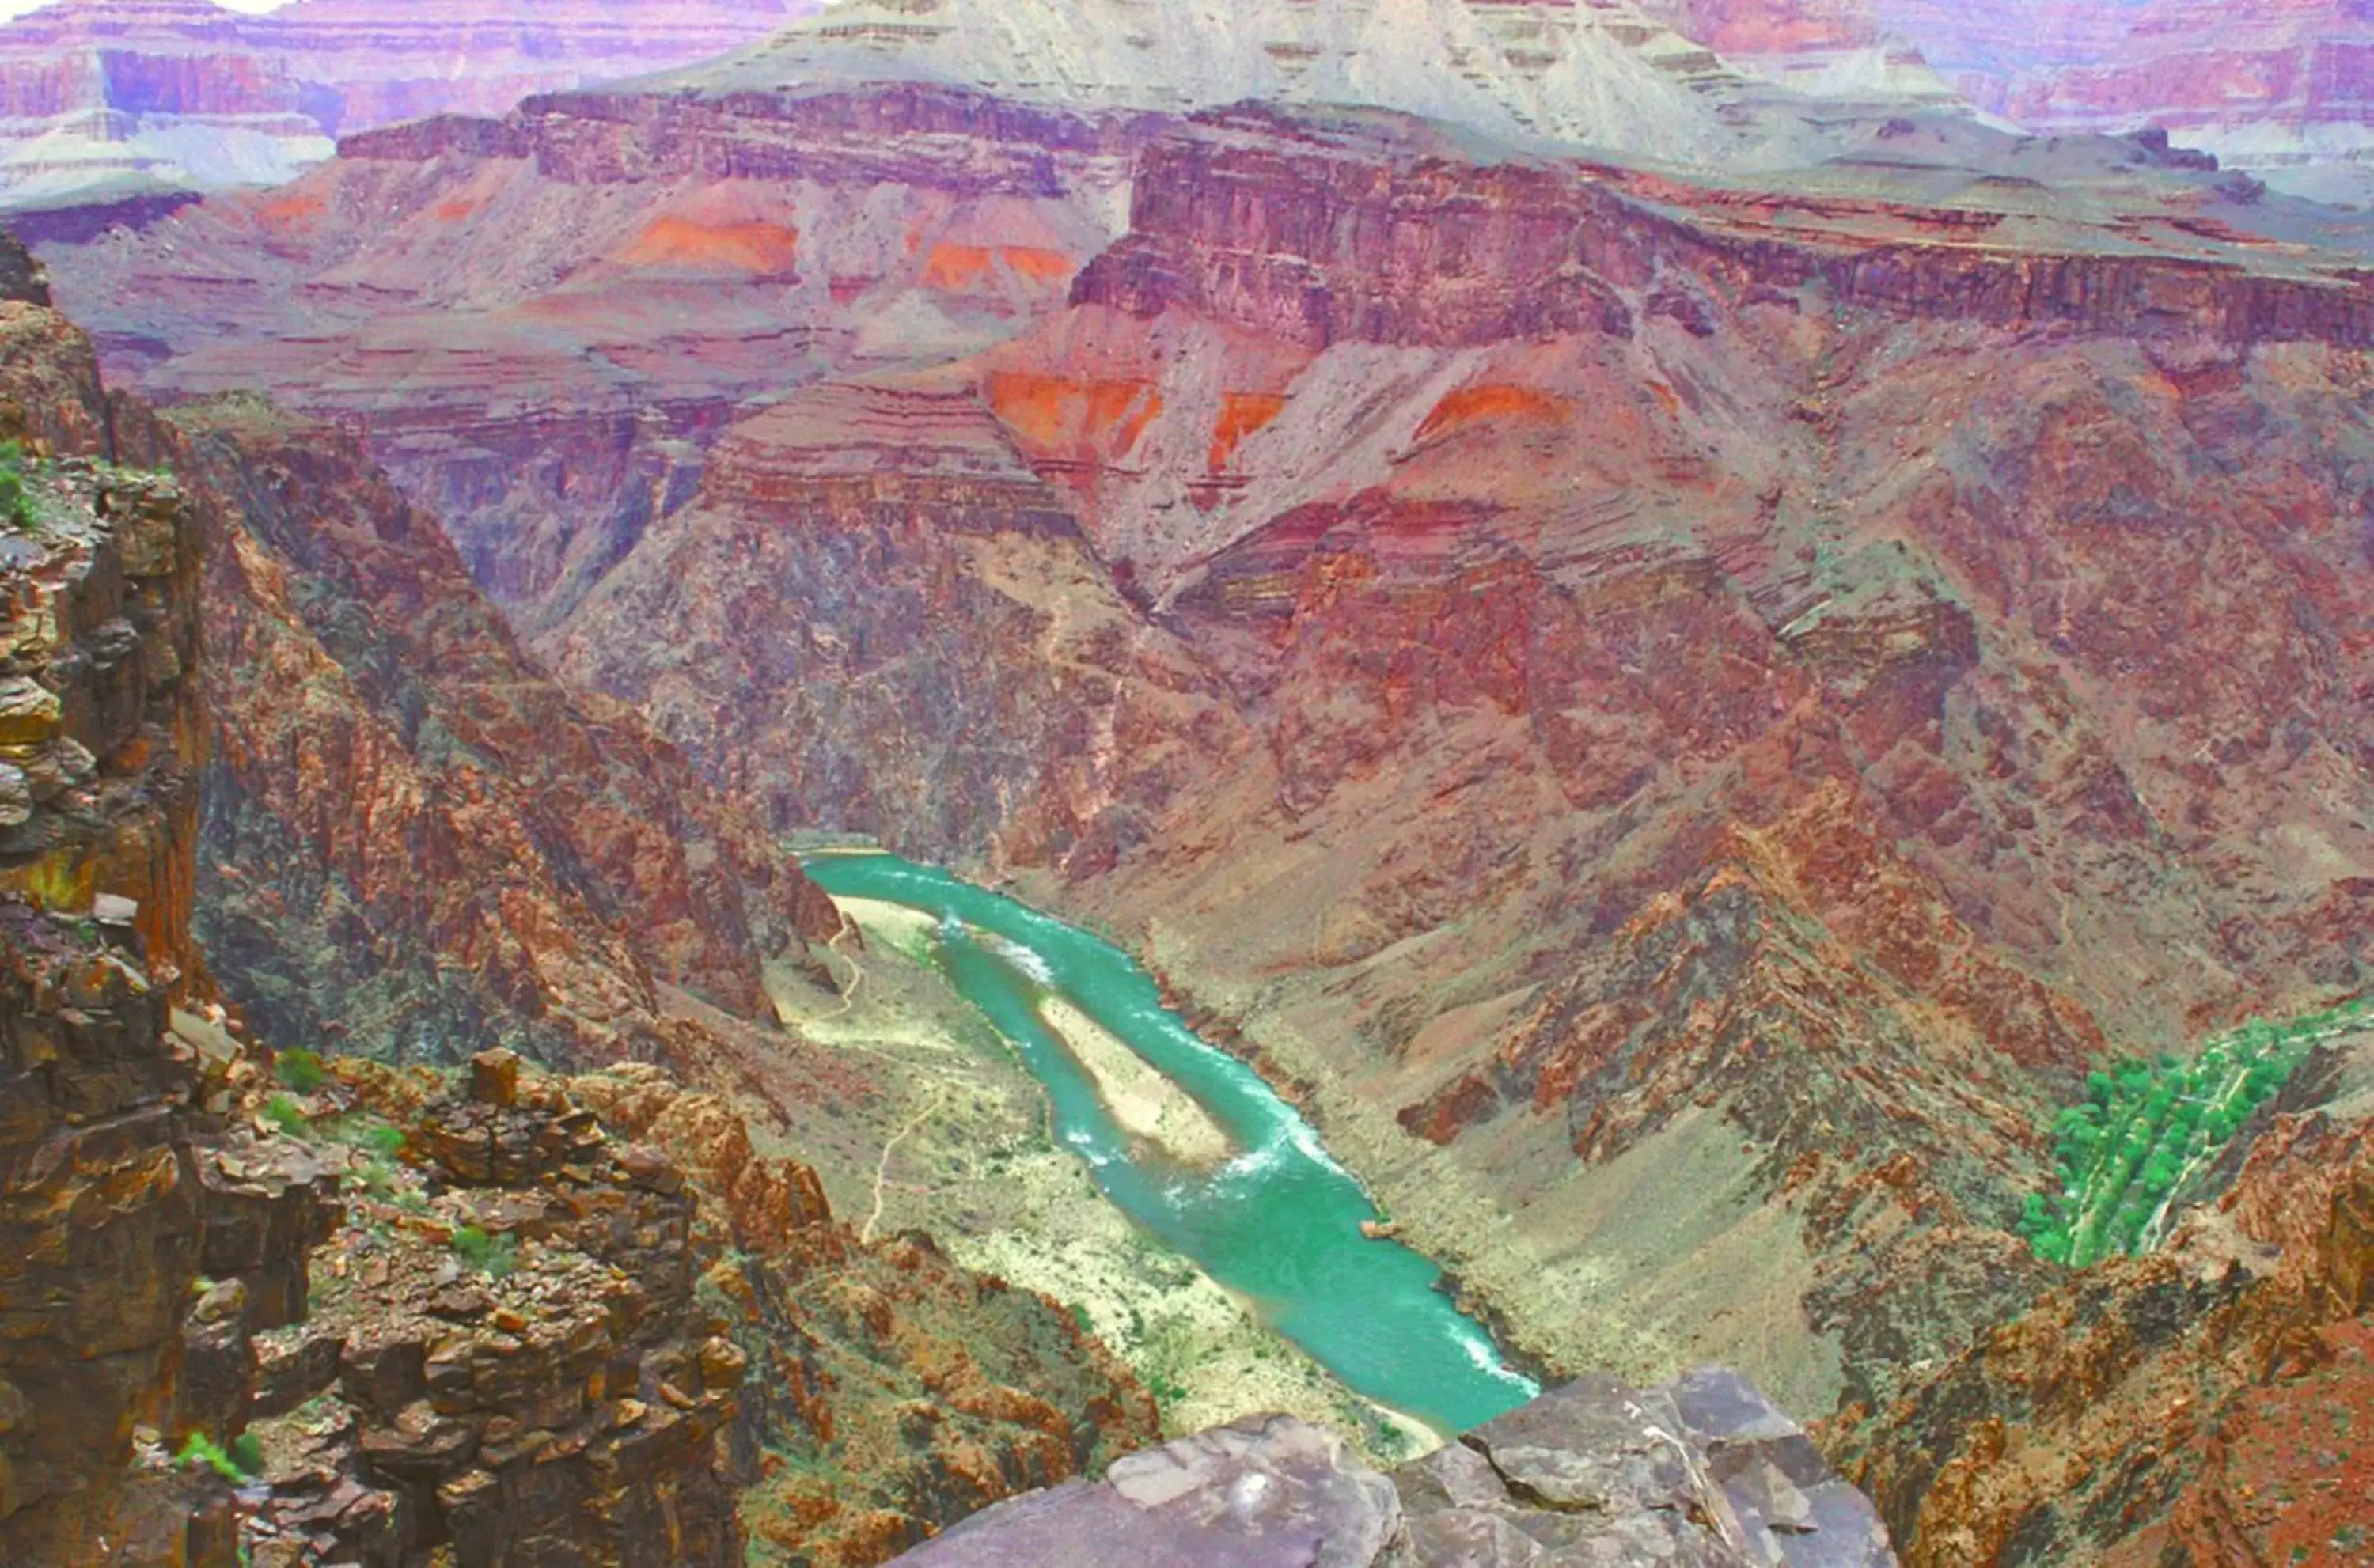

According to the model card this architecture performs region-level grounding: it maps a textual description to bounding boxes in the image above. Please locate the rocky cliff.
[231,1047,1159,1566]
[1623,0,2374,199]
[0,0,814,213]
[0,228,340,1564]
[172,392,836,1070]
[5,229,839,1070]
[0,226,1163,1564]
[886,1367,1895,1566]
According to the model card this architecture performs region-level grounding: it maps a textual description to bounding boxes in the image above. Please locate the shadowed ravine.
[802,850,1543,1437]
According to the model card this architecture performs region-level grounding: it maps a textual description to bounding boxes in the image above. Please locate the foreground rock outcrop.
[0,904,341,1566]
[0,263,341,1559]
[248,1049,1162,1567]
[893,1368,1895,1566]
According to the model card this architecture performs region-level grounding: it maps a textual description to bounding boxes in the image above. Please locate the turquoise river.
[802,850,1542,1437]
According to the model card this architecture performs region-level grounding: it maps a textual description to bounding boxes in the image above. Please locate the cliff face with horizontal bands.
[0,0,815,211]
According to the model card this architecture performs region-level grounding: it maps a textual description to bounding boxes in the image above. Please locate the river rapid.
[802,850,1540,1437]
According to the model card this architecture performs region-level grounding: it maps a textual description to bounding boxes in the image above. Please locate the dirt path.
[860,1090,943,1245]
[817,918,863,1023]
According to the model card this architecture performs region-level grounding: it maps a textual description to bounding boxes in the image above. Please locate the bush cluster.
[2017,999,2362,1266]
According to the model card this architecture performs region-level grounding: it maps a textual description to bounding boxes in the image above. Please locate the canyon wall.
[544,107,2373,1517]
[25,42,2374,1561]
[0,0,814,211]
[0,230,1163,1564]
[6,235,838,1070]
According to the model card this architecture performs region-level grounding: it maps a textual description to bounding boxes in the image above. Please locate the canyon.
[4,0,2373,1561]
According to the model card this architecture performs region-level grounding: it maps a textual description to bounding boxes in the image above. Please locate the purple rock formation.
[889,1372,1897,1567]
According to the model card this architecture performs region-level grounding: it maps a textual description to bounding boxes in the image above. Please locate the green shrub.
[274,1048,327,1093]
[355,1120,406,1157]
[450,1225,517,1280]
[176,1432,256,1484]
[227,1432,264,1477]
[0,441,27,531]
[261,1094,305,1136]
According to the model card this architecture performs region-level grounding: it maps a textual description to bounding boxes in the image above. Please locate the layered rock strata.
[0,0,815,211]
[51,80,1140,634]
[893,1368,1895,1566]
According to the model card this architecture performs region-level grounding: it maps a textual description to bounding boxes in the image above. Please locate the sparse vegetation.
[2019,998,2365,1267]
[450,1224,517,1280]
[274,1047,328,1093]
[0,441,29,531]
[260,1093,306,1136]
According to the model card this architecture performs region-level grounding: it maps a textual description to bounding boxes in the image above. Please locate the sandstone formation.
[0,0,813,213]
[0,231,1163,1562]
[892,1368,1895,1566]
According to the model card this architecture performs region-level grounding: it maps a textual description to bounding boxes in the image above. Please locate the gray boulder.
[886,1369,1897,1567]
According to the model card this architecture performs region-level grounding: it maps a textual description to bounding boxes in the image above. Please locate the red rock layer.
[49,82,1142,634]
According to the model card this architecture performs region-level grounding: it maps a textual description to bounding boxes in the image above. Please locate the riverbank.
[767,894,1438,1464]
